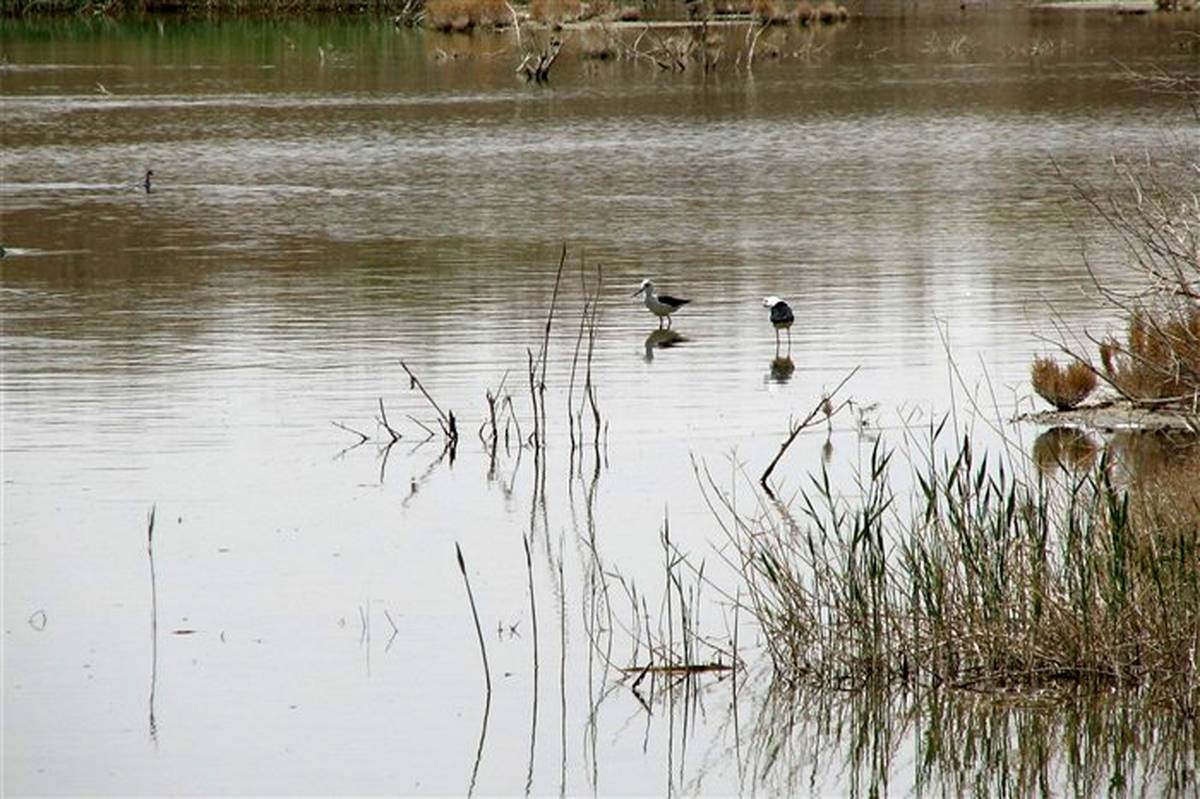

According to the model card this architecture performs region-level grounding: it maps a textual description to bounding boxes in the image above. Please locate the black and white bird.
[762,296,794,351]
[142,169,154,194]
[634,279,691,329]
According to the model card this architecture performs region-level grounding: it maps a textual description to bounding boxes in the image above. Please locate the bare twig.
[377,398,402,442]
[331,420,369,443]
[760,367,859,494]
[401,360,457,444]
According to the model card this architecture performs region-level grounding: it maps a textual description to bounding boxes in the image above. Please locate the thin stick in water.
[147,504,158,742]
[456,543,493,695]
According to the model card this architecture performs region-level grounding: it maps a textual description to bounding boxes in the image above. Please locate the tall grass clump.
[1100,306,1200,404]
[702,421,1200,709]
[751,0,791,25]
[424,0,507,31]
[529,0,583,25]
[1031,355,1097,410]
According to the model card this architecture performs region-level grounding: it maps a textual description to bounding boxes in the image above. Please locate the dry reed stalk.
[455,543,493,695]
[146,505,158,740]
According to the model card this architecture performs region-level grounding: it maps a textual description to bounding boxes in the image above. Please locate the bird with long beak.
[634,279,690,329]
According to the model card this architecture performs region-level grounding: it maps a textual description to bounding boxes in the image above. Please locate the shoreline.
[0,0,1176,19]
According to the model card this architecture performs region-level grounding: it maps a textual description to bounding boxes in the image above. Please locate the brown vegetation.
[1099,306,1200,403]
[815,0,847,23]
[579,25,619,60]
[529,0,583,25]
[1032,426,1100,473]
[752,0,791,25]
[424,0,508,31]
[1031,355,1098,410]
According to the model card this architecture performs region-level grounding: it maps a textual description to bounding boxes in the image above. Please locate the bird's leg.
[787,328,792,355]
[666,315,672,330]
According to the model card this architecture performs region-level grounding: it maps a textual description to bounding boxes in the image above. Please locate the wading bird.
[634,279,690,329]
[762,296,794,353]
[142,169,154,194]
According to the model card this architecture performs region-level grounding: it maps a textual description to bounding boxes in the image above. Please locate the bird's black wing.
[658,295,691,309]
[771,302,794,325]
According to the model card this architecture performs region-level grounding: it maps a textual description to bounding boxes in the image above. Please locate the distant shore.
[0,0,1176,18]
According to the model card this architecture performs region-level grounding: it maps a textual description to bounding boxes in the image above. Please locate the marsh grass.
[1100,306,1200,404]
[750,0,790,25]
[424,0,507,31]
[1031,355,1098,410]
[702,420,1200,710]
[528,0,582,25]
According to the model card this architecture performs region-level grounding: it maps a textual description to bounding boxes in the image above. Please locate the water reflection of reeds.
[743,683,1200,797]
[1032,425,1099,473]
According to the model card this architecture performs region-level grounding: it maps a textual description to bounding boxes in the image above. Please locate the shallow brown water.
[2,8,1198,795]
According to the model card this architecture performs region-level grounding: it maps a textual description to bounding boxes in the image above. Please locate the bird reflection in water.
[768,356,795,384]
[643,328,686,362]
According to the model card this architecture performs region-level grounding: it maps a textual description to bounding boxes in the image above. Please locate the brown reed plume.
[1031,355,1098,411]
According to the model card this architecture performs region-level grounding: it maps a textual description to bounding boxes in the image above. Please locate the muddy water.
[3,9,1198,795]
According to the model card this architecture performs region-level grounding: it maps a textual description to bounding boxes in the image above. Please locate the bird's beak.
[632,288,643,297]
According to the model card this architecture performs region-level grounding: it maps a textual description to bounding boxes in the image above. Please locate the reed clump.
[529,0,583,25]
[704,423,1200,709]
[579,26,619,60]
[1099,306,1200,404]
[424,0,508,31]
[751,0,791,25]
[1032,426,1099,473]
[819,1,847,22]
[1031,355,1098,410]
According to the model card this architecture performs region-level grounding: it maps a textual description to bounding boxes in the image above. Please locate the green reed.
[704,419,1200,709]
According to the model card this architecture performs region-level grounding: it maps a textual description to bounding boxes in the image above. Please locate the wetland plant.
[423,0,509,31]
[529,0,584,25]
[703,421,1200,710]
[1099,306,1200,404]
[1030,354,1098,410]
[750,0,791,26]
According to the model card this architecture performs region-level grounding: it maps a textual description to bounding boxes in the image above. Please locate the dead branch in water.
[517,35,563,83]
[377,398,403,443]
[621,662,733,676]
[146,505,159,742]
[400,360,458,446]
[331,420,369,443]
[760,366,859,495]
